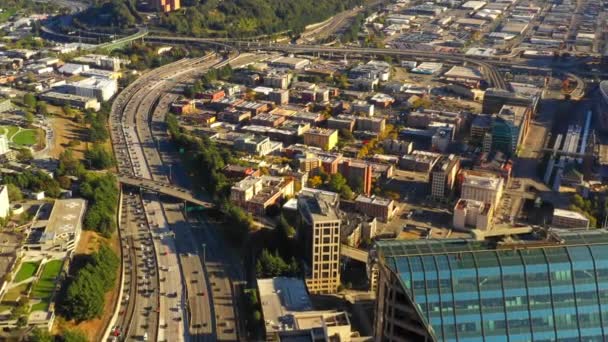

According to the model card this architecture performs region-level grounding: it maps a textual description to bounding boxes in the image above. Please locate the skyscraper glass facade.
[375,230,608,341]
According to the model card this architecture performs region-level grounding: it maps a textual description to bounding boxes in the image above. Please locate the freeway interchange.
[110,54,242,341]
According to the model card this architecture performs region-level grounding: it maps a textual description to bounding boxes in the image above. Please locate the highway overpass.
[145,36,509,90]
[118,175,214,208]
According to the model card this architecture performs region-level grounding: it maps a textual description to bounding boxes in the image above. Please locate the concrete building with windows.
[461,173,504,207]
[355,195,396,222]
[23,199,86,253]
[297,188,341,294]
[552,208,590,228]
[429,154,460,200]
[453,198,493,231]
[230,175,294,216]
[371,229,608,341]
[257,277,353,341]
[40,92,101,112]
[66,77,118,102]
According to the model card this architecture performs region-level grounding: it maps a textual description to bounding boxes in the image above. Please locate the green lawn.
[31,260,63,300]
[0,126,19,138]
[13,262,39,283]
[30,301,49,312]
[0,9,17,23]
[12,129,38,146]
[2,283,28,302]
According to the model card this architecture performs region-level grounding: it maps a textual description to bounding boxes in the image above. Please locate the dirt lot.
[53,230,121,341]
[47,107,87,159]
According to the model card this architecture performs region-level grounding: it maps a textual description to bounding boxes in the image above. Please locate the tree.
[328,173,347,193]
[58,149,86,177]
[16,148,33,163]
[30,328,53,342]
[308,176,323,188]
[23,93,37,109]
[6,183,23,202]
[36,101,48,116]
[62,105,75,117]
[25,111,34,126]
[85,145,115,170]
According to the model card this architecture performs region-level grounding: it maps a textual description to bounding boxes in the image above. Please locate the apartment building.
[297,188,341,294]
[234,134,277,156]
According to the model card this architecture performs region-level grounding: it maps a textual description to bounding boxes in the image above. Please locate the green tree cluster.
[57,149,86,177]
[569,194,601,228]
[255,248,299,278]
[75,0,138,28]
[243,289,262,339]
[85,145,116,170]
[80,173,119,237]
[61,244,119,321]
[86,111,109,143]
[328,173,354,199]
[3,170,61,198]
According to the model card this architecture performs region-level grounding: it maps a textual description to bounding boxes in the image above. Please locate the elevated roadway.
[118,175,215,209]
[145,36,510,90]
[340,244,369,263]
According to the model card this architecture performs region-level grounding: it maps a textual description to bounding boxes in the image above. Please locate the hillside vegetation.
[75,0,364,37]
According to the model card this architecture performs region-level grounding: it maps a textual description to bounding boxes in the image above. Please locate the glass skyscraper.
[373,229,608,341]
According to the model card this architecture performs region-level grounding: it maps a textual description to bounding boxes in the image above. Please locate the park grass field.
[31,260,63,302]
[13,261,39,283]
[0,125,40,146]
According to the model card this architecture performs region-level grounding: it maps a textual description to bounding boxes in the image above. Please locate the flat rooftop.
[554,208,588,221]
[43,198,86,240]
[257,277,313,333]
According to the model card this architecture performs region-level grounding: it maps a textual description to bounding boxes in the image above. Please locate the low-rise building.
[269,56,310,70]
[170,98,196,114]
[356,117,386,133]
[257,277,353,341]
[230,175,294,216]
[66,77,117,102]
[39,92,100,111]
[23,199,86,253]
[552,208,590,228]
[234,134,277,156]
[303,128,338,151]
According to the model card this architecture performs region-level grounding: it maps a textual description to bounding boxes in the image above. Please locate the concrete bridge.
[341,244,369,263]
[118,175,214,208]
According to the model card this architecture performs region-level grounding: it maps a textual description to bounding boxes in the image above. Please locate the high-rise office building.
[297,188,341,294]
[372,229,608,341]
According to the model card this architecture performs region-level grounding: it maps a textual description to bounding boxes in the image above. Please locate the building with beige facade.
[355,195,396,222]
[303,128,339,151]
[297,188,341,294]
[230,176,294,216]
[429,154,460,200]
[453,198,494,231]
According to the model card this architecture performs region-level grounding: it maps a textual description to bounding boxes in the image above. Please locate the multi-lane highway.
[110,52,248,341]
